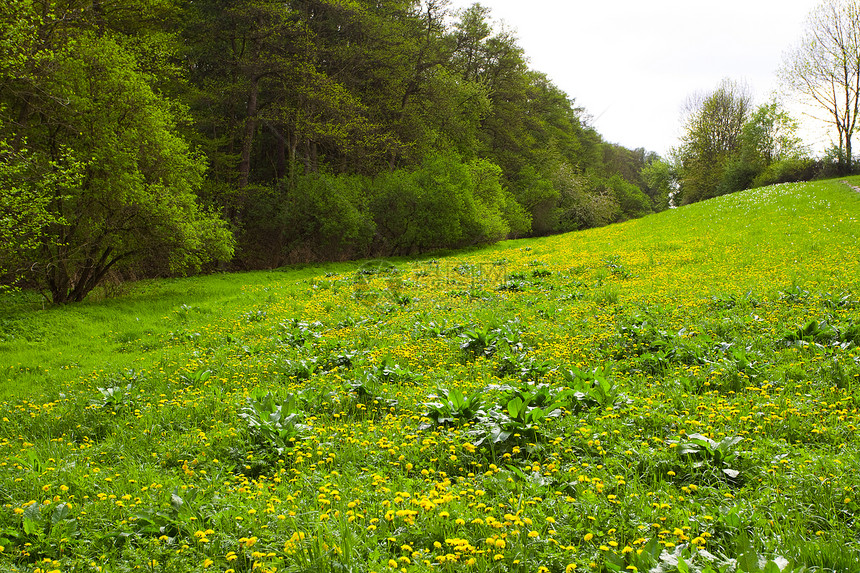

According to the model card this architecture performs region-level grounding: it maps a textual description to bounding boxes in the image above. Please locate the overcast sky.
[446,0,827,157]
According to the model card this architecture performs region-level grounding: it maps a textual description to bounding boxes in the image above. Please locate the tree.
[781,0,860,174]
[0,137,69,291]
[640,159,675,211]
[675,79,752,204]
[719,101,809,194]
[1,6,234,303]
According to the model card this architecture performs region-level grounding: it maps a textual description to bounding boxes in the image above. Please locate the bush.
[511,165,560,235]
[237,173,375,267]
[751,157,820,188]
[370,158,467,255]
[605,174,652,220]
[371,154,524,255]
[718,156,763,195]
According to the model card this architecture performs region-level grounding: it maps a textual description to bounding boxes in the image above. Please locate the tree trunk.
[238,76,260,188]
[288,129,298,189]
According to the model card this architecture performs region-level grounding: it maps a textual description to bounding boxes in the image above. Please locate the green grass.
[1,178,859,572]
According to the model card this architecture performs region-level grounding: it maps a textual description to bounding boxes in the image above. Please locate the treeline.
[0,0,667,302]
[180,0,667,265]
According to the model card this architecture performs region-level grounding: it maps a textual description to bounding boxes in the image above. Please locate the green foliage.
[0,137,70,290]
[511,165,561,235]
[640,158,675,211]
[604,174,653,219]
[240,173,375,266]
[751,157,820,188]
[420,387,485,428]
[674,433,744,479]
[238,391,309,455]
[129,488,214,543]
[459,324,501,358]
[370,154,526,255]
[17,501,79,556]
[1,26,234,302]
[677,92,812,203]
[560,366,619,409]
[2,0,668,294]
[676,79,752,204]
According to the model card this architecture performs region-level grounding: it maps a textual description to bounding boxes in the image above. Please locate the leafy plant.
[782,320,836,346]
[15,501,79,557]
[282,357,320,380]
[603,255,633,279]
[459,325,500,358]
[494,351,552,381]
[779,286,811,304]
[94,383,134,412]
[560,366,619,409]
[497,279,526,292]
[674,433,744,479]
[471,392,566,448]
[348,373,398,415]
[242,309,267,323]
[414,318,462,338]
[238,391,309,454]
[836,321,860,347]
[280,319,322,347]
[179,367,211,385]
[128,489,212,544]
[373,355,417,384]
[420,387,484,429]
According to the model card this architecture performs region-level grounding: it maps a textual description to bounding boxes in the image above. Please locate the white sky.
[446,0,829,157]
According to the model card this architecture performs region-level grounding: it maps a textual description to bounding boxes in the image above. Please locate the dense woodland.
[0,0,831,302]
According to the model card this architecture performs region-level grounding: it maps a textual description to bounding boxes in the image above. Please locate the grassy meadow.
[1,178,860,573]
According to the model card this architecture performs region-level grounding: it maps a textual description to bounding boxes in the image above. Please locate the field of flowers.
[1,179,859,573]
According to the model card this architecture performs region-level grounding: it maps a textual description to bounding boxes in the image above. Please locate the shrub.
[238,173,375,266]
[370,153,523,255]
[751,157,820,188]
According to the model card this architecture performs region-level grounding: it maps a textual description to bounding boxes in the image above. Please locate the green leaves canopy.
[0,4,234,302]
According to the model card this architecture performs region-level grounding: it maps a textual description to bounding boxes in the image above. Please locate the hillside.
[1,178,859,571]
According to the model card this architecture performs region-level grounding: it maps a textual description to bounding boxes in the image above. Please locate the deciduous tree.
[0,4,234,303]
[781,0,860,173]
[676,79,752,204]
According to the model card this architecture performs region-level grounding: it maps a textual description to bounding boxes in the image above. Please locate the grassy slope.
[0,178,859,572]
